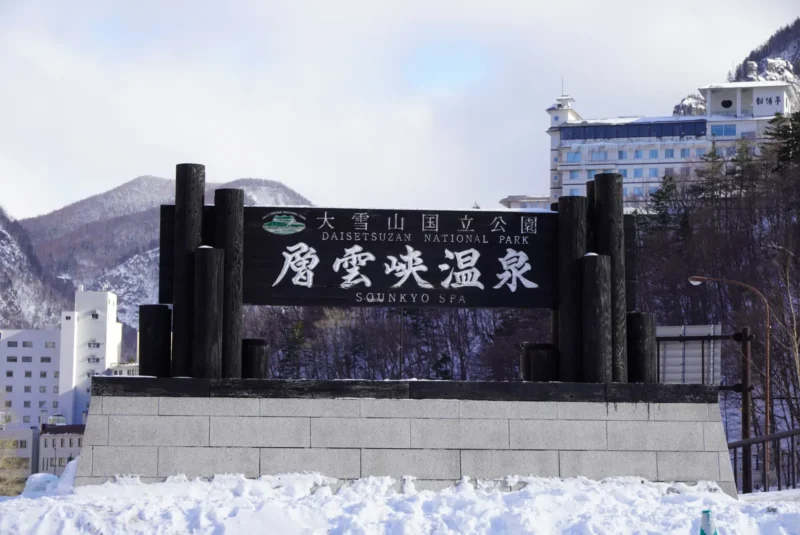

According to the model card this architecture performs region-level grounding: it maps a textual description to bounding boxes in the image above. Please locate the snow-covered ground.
[1,461,800,534]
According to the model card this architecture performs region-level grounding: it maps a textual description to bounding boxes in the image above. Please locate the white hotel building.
[545,81,798,207]
[1,288,122,429]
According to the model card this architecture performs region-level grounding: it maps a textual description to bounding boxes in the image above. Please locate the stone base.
[76,378,737,498]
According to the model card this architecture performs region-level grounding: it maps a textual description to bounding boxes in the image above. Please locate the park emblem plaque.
[242,207,557,308]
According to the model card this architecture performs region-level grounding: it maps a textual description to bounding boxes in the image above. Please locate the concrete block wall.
[75,395,735,496]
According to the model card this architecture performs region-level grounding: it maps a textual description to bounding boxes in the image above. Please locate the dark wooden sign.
[241,207,557,308]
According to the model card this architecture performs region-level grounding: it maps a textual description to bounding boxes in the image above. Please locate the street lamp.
[688,275,772,483]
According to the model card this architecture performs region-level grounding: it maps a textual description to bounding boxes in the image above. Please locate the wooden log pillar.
[172,163,205,377]
[519,343,532,381]
[214,189,245,379]
[586,180,597,253]
[557,196,587,382]
[582,254,612,382]
[158,205,175,304]
[624,215,638,312]
[627,312,656,383]
[243,339,270,379]
[550,201,559,351]
[138,304,172,378]
[192,247,224,379]
[594,173,627,383]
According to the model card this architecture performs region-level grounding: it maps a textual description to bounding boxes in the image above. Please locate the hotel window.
[680,148,690,158]
[696,148,707,158]
[19,440,26,449]
[569,170,580,180]
[681,167,691,177]
[569,188,579,196]
[664,149,674,158]
[54,386,59,394]
[4,386,11,393]
[634,150,644,159]
[710,124,736,136]
[649,186,659,194]
[649,149,658,159]
[40,371,46,378]
[553,157,558,162]
[618,150,627,160]
[591,151,608,161]
[23,416,30,423]
[22,356,31,363]
[61,438,65,448]
[649,168,659,178]
[23,401,30,408]
[54,371,59,379]
[39,386,46,393]
[587,170,596,179]
[78,438,83,447]
[5,371,11,378]
[45,342,55,349]
[41,357,51,363]
[634,187,643,196]
[634,168,644,178]
[623,187,628,197]
[6,356,17,362]
[24,371,31,378]
[59,458,66,467]
[619,169,628,178]
[566,151,581,163]
[22,341,32,348]
[91,313,99,320]
[24,386,30,393]
[69,438,74,447]
[665,168,674,176]
[3,401,10,408]
[39,401,46,408]
[552,176,558,182]
[6,341,17,348]
[554,115,559,122]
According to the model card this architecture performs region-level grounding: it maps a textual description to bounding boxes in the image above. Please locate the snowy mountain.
[672,94,706,117]
[10,176,311,332]
[0,207,71,329]
[671,17,800,115]
[20,176,312,287]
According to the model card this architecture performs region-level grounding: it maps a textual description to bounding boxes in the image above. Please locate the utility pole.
[734,326,753,494]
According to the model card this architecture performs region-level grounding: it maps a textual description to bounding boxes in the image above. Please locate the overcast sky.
[1,1,797,219]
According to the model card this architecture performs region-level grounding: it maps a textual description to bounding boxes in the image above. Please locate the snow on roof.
[698,81,790,90]
[563,115,706,126]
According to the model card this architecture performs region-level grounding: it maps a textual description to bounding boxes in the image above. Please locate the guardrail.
[728,428,800,494]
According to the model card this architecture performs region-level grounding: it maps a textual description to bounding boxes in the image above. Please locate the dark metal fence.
[728,429,800,493]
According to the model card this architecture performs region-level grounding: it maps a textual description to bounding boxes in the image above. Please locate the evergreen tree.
[764,111,800,171]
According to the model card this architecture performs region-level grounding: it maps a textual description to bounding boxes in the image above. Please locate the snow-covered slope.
[673,93,707,117]
[89,248,160,329]
[0,207,70,329]
[20,176,312,288]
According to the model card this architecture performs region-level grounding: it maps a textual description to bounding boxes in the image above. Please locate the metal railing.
[728,429,800,493]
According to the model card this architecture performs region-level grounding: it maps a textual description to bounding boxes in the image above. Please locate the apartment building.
[58,289,122,426]
[39,424,84,476]
[0,425,40,482]
[0,330,61,426]
[1,288,122,429]
[546,80,798,207]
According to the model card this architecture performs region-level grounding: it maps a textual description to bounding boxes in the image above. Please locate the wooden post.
[158,205,175,304]
[626,312,656,383]
[243,339,269,379]
[594,173,627,383]
[624,214,638,312]
[529,343,558,382]
[192,247,224,379]
[519,343,532,381]
[738,326,753,494]
[214,189,245,379]
[138,304,172,378]
[582,254,612,382]
[557,196,587,382]
[550,200,559,351]
[172,163,205,377]
[586,180,596,253]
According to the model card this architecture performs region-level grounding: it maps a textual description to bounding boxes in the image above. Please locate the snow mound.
[21,459,77,498]
[1,473,799,534]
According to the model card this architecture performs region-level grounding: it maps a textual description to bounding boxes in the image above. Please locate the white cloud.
[0,0,796,218]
